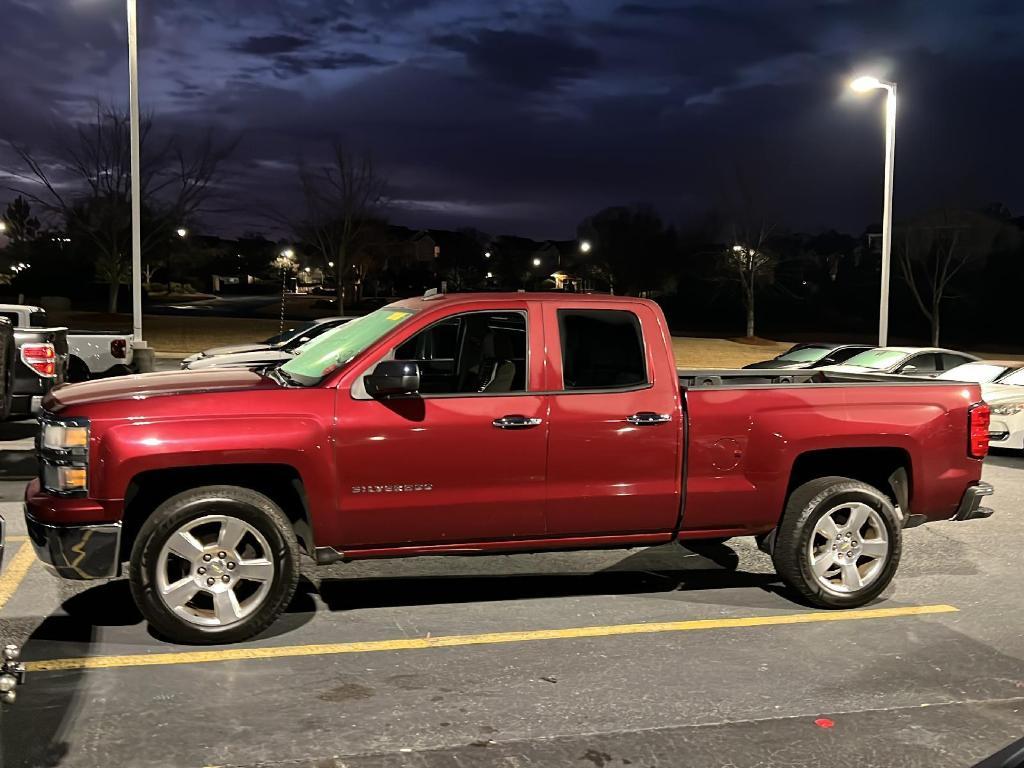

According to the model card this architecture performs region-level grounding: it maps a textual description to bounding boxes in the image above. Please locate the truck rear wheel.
[129,485,300,645]
[772,476,902,609]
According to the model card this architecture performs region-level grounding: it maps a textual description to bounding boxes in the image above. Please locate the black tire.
[67,356,91,383]
[772,476,902,609]
[0,346,14,421]
[129,485,300,644]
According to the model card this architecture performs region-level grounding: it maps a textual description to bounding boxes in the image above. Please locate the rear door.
[542,301,683,537]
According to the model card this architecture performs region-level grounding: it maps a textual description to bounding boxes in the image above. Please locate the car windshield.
[937,363,1009,383]
[776,346,831,363]
[279,307,417,385]
[262,321,316,346]
[996,367,1024,386]
[840,349,909,370]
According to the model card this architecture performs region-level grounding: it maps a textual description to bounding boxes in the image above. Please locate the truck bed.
[677,368,943,388]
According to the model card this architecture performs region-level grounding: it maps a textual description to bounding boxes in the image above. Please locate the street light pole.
[850,75,897,347]
[127,0,144,349]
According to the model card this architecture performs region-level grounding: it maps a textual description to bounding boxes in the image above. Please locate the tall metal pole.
[127,0,144,347]
[878,84,897,347]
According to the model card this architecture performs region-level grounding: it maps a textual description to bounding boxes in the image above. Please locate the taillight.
[21,343,56,378]
[110,338,127,359]
[969,402,991,459]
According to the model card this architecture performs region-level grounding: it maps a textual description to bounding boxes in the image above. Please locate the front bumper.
[25,511,121,580]
[952,482,995,522]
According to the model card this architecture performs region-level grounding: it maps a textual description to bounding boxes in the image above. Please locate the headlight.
[39,418,89,495]
[991,403,1024,416]
[41,464,88,493]
[42,423,89,450]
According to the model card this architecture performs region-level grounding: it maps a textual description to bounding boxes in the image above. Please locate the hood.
[183,342,272,362]
[981,383,1024,403]
[43,368,277,411]
[185,349,292,371]
[742,359,806,370]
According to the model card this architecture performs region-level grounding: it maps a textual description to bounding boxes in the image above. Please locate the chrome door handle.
[627,412,672,426]
[492,415,543,429]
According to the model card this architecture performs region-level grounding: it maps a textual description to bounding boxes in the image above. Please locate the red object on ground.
[814,718,835,729]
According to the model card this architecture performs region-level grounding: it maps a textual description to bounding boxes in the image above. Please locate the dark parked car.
[11,325,68,417]
[743,343,872,370]
[0,318,14,420]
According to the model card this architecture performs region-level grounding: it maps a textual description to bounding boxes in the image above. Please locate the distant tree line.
[2,106,1023,348]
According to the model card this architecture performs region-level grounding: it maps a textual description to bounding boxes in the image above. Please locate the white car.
[936,359,1024,384]
[821,346,978,378]
[980,366,1024,450]
[182,316,353,371]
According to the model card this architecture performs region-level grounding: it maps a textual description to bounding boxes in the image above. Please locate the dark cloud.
[4,0,1024,239]
[433,28,600,91]
[334,21,369,34]
[273,52,391,76]
[231,34,311,55]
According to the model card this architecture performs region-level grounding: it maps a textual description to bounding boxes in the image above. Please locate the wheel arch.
[120,464,315,564]
[786,447,912,520]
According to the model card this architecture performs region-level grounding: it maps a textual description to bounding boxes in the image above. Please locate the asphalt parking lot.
[0,381,1022,767]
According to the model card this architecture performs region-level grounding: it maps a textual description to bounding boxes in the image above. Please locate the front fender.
[92,414,336,524]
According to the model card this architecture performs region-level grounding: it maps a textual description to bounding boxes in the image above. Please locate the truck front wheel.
[129,485,300,644]
[772,476,902,609]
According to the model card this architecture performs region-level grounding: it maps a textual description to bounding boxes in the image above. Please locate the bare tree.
[713,172,777,338]
[897,209,1012,346]
[7,104,235,311]
[293,143,387,315]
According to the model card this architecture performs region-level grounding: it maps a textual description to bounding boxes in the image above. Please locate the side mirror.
[364,360,420,398]
[900,364,917,374]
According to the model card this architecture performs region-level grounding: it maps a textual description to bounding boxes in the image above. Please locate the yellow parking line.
[24,603,957,673]
[0,542,36,612]
[7,535,28,542]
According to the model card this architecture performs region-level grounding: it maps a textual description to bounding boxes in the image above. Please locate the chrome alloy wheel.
[155,514,276,628]
[807,502,889,595]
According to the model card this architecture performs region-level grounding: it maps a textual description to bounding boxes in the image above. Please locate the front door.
[334,307,549,548]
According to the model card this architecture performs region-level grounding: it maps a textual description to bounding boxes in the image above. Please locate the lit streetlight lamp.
[579,240,592,254]
[850,74,897,346]
[532,257,542,267]
[0,221,6,234]
[484,251,491,259]
[175,227,188,238]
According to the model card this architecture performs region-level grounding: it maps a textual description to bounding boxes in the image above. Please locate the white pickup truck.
[0,304,134,382]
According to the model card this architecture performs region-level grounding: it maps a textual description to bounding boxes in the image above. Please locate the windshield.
[777,346,831,363]
[280,307,417,385]
[840,349,909,370]
[938,363,1009,383]
[997,367,1024,386]
[262,321,315,346]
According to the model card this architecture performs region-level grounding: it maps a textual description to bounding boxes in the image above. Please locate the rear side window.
[828,347,866,364]
[941,353,970,370]
[902,353,938,374]
[0,312,19,326]
[558,309,647,390]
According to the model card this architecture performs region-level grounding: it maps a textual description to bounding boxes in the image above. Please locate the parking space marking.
[25,603,957,673]
[0,542,36,612]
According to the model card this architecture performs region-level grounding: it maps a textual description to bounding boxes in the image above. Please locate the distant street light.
[0,221,6,234]
[281,248,294,259]
[850,73,897,346]
[175,227,187,238]
[304,267,311,273]
[579,240,592,254]
[532,257,542,267]
[486,271,493,279]
[484,251,491,259]
[328,261,334,268]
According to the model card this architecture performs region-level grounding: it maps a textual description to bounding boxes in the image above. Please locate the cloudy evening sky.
[2,0,1024,238]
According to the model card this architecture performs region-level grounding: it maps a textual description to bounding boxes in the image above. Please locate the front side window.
[900,354,938,374]
[393,311,527,395]
[559,309,647,390]
[281,307,417,385]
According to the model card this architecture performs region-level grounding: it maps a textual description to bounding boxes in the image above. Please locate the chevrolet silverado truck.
[19,293,993,644]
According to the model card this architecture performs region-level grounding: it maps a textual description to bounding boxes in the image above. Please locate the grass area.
[672,336,791,368]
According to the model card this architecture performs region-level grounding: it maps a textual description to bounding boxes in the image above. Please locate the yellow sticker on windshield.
[386,311,411,321]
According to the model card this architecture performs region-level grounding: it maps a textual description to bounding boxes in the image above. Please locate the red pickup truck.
[20,293,993,644]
